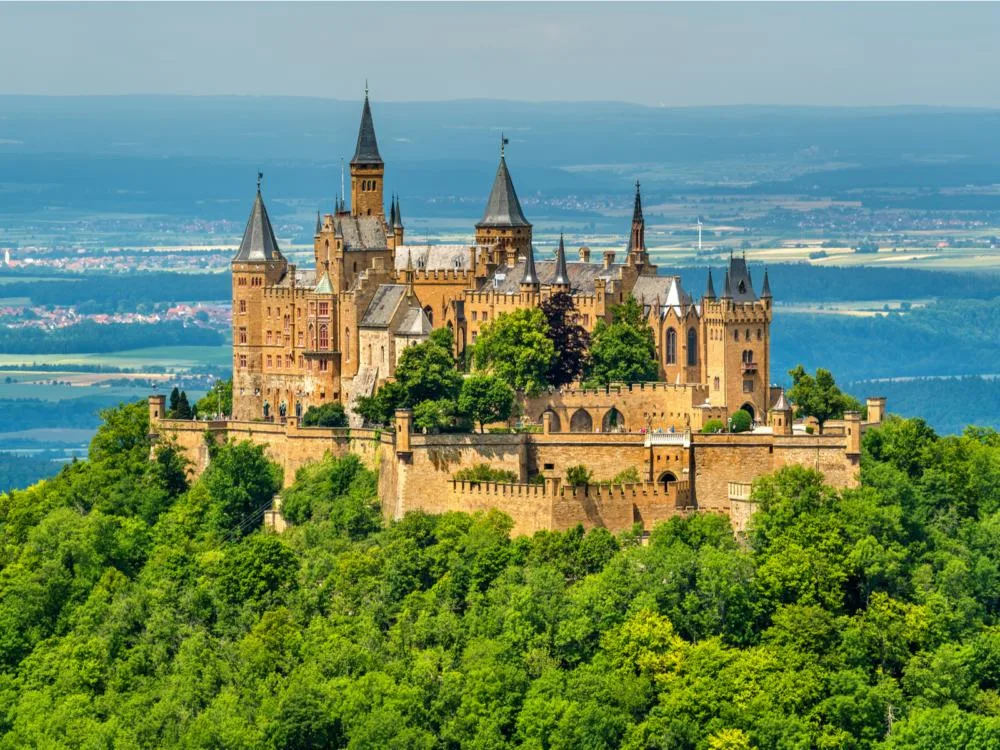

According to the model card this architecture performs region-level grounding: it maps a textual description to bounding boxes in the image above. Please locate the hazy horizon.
[4,2,1000,107]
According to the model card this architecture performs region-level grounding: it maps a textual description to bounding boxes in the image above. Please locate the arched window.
[745,328,751,341]
[665,327,677,365]
[424,305,433,325]
[344,328,349,359]
[318,324,329,349]
[687,327,698,366]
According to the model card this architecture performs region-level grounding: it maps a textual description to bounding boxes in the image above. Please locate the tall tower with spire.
[626,181,654,274]
[475,138,532,266]
[350,86,385,219]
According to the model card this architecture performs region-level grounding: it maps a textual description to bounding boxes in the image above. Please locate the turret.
[705,268,716,301]
[520,243,540,294]
[350,85,385,219]
[768,390,792,436]
[475,136,532,265]
[392,194,404,246]
[552,233,570,292]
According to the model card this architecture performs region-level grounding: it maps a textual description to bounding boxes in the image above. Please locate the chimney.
[603,251,616,270]
[579,246,591,263]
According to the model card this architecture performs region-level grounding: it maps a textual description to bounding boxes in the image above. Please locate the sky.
[2,2,999,107]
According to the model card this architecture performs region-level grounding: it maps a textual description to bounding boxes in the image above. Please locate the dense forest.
[0,321,223,354]
[0,402,999,747]
[0,273,229,312]
[847,377,1000,436]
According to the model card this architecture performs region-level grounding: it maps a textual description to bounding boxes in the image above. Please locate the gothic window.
[284,315,290,332]
[687,327,698,366]
[239,354,247,368]
[318,302,329,316]
[298,332,303,347]
[266,331,272,345]
[318,324,329,349]
[238,327,247,344]
[472,311,477,321]
[344,328,349,359]
[714,376,720,390]
[319,360,329,372]
[743,379,753,393]
[266,355,272,368]
[424,305,434,324]
[238,299,246,314]
[733,329,739,341]
[745,328,751,341]
[665,327,677,365]
[757,328,763,341]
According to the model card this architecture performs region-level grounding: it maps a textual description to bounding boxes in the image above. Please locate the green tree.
[301,402,348,427]
[194,379,232,418]
[174,390,193,420]
[587,296,658,385]
[702,418,725,434]
[472,307,555,396]
[202,440,282,535]
[730,409,752,433]
[453,464,519,483]
[787,365,860,429]
[540,292,590,387]
[566,465,593,486]
[458,374,516,432]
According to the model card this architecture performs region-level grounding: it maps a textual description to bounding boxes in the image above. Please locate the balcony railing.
[742,361,758,374]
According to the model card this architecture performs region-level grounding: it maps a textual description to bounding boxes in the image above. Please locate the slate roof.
[272,267,318,289]
[552,234,570,286]
[314,272,333,295]
[705,268,717,299]
[477,157,531,228]
[631,275,693,309]
[351,94,383,166]
[335,215,388,251]
[233,190,282,262]
[482,259,623,295]
[761,269,772,297]
[395,245,470,271]
[360,284,407,328]
[772,390,791,411]
[397,307,432,337]
[392,195,403,229]
[726,255,757,302]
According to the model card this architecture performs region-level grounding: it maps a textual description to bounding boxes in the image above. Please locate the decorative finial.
[365,79,369,98]
[500,131,509,157]
[635,179,640,192]
[257,171,263,193]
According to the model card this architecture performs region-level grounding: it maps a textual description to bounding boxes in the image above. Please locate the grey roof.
[314,271,333,295]
[397,306,432,337]
[395,244,470,271]
[389,195,396,227]
[761,268,772,297]
[631,275,693,309]
[772,390,791,411]
[626,182,644,252]
[233,190,282,263]
[477,156,531,228]
[521,244,539,286]
[360,284,407,327]
[726,255,758,302]
[392,195,403,229]
[705,268,716,299]
[483,259,623,295]
[351,94,383,166]
[722,269,732,298]
[335,215,388,251]
[315,210,322,235]
[552,234,570,286]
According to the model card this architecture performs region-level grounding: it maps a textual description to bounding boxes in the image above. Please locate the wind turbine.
[696,217,703,253]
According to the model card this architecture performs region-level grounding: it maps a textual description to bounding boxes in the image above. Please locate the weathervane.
[257,171,263,193]
[500,131,508,157]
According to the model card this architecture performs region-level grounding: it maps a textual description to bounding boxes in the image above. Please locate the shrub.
[701,418,726,434]
[453,464,518,484]
[730,409,752,433]
[301,402,348,428]
[610,466,642,485]
[566,465,593,486]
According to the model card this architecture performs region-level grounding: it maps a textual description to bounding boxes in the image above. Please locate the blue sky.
[3,2,998,106]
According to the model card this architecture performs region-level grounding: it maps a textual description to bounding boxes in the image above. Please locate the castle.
[231,92,773,431]
[150,91,886,536]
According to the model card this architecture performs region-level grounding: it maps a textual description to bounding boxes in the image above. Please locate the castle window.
[266,331,272,345]
[714,376,720,390]
[733,330,739,341]
[284,315,290,332]
[267,307,271,317]
[299,356,304,368]
[298,332,304,346]
[266,355,272,368]
[344,328,349,359]
[239,354,247,368]
[743,379,753,393]
[472,311,477,321]
[319,360,329,372]
[745,329,751,341]
[238,327,247,344]
[687,328,698,366]
[238,299,246,314]
[665,327,677,365]
[757,328,762,340]
[318,324,329,349]
[318,302,329,316]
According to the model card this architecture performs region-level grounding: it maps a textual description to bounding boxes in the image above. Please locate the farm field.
[0,344,230,371]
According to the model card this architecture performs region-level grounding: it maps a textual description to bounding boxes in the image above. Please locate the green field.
[0,344,230,370]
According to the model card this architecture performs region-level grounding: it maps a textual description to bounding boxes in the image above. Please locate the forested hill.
[1,404,1000,747]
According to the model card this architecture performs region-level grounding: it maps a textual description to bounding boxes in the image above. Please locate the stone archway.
[570,408,593,433]
[541,408,562,432]
[657,471,677,492]
[740,402,756,422]
[602,407,625,433]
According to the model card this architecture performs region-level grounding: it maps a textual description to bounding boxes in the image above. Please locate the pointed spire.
[351,88,383,166]
[632,180,644,224]
[722,269,732,298]
[315,210,322,235]
[552,233,570,288]
[626,180,646,254]
[705,268,716,300]
[773,389,791,412]
[393,195,403,229]
[234,179,281,262]
[477,155,530,228]
[389,193,396,227]
[520,244,539,287]
[761,267,772,297]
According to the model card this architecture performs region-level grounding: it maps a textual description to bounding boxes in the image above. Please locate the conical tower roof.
[315,210,322,235]
[389,194,396,227]
[772,390,791,412]
[393,195,403,229]
[705,268,716,299]
[477,156,531,228]
[722,269,732,298]
[553,233,570,287]
[350,91,383,166]
[521,245,539,286]
[233,181,282,262]
[762,268,772,297]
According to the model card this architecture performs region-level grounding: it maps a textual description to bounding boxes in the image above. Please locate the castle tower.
[350,88,385,219]
[626,181,653,273]
[700,254,772,422]
[520,242,540,299]
[232,175,288,421]
[552,233,570,293]
[768,389,793,436]
[475,139,532,266]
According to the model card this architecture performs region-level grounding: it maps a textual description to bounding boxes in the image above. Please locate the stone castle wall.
[150,395,869,536]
